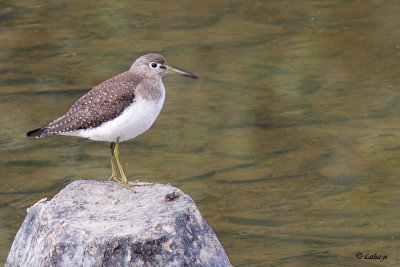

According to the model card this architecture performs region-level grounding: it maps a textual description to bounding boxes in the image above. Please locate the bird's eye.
[150,62,158,68]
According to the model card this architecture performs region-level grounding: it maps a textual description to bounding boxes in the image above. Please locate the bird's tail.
[26,127,50,138]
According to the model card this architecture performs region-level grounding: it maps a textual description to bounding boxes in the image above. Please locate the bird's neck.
[137,77,164,101]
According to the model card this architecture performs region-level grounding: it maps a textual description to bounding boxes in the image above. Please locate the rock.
[6,180,231,267]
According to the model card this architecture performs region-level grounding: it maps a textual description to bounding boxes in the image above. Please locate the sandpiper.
[26,53,198,189]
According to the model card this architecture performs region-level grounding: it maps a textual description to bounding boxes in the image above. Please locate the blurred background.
[1,0,400,266]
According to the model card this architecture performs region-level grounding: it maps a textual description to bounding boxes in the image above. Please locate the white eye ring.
[150,62,158,69]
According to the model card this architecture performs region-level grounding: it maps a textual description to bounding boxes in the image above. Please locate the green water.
[1,1,400,266]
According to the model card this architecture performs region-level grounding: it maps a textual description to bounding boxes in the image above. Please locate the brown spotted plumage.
[42,72,138,136]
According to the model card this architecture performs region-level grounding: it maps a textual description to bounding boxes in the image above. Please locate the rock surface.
[6,180,231,267]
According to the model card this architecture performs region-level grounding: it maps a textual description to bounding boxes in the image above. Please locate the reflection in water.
[1,1,400,266]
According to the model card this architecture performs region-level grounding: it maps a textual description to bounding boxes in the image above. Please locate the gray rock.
[6,180,231,267]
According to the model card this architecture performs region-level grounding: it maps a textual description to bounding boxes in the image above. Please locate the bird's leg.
[113,138,153,189]
[108,142,122,183]
[113,137,133,189]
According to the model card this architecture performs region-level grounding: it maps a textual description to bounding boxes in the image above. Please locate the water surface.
[1,1,400,266]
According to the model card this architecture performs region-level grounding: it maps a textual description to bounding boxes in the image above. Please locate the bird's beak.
[166,65,198,79]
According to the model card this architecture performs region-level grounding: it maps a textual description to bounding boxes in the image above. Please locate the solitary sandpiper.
[26,53,198,189]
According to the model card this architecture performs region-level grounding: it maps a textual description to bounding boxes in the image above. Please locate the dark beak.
[166,65,198,79]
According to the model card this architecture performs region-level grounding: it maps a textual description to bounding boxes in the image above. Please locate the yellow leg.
[113,138,131,189]
[110,137,153,189]
[108,142,121,183]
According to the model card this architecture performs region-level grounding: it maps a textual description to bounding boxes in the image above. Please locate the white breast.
[62,84,165,142]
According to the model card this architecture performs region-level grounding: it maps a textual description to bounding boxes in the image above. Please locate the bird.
[26,53,198,189]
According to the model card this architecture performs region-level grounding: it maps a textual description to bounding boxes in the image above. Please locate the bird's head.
[130,53,198,80]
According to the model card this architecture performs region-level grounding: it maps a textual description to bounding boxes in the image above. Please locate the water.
[1,0,400,266]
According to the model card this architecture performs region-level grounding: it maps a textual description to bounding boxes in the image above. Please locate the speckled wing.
[28,71,140,137]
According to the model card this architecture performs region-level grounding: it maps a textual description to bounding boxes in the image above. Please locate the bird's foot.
[121,178,135,191]
[108,175,135,191]
[109,174,152,190]
[121,179,153,191]
[109,174,122,183]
